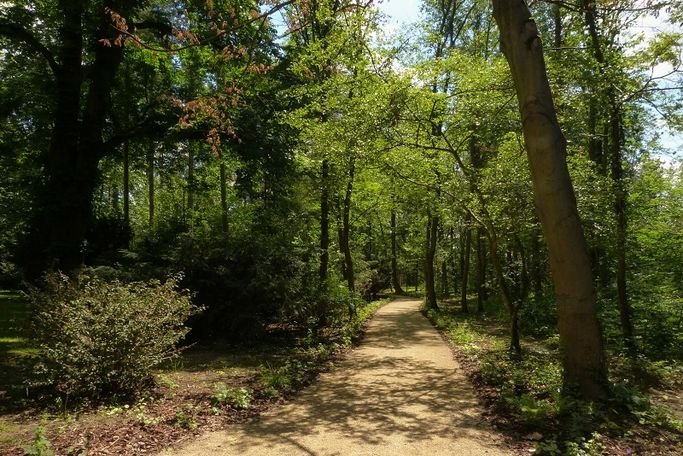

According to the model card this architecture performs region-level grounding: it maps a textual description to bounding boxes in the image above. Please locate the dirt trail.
[159,298,510,455]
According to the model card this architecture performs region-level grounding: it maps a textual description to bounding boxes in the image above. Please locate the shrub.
[29,273,199,400]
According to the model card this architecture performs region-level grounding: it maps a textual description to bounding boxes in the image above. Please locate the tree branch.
[0,21,59,78]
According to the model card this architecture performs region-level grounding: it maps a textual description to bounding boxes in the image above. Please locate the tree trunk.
[460,227,471,313]
[187,144,195,216]
[391,210,405,294]
[424,214,439,310]
[480,218,521,354]
[25,1,132,276]
[220,163,229,235]
[610,104,635,352]
[123,140,130,232]
[341,158,355,292]
[476,228,487,312]
[582,0,635,353]
[492,0,608,400]
[531,233,543,301]
[147,143,155,228]
[319,159,329,283]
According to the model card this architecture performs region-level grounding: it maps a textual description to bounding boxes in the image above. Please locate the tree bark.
[147,143,155,228]
[341,158,355,291]
[610,104,635,352]
[123,140,130,232]
[460,227,471,313]
[187,144,195,216]
[391,210,405,294]
[476,228,487,312]
[319,159,330,283]
[424,214,439,310]
[23,1,134,276]
[531,233,543,301]
[220,163,229,235]
[492,0,608,400]
[581,0,635,353]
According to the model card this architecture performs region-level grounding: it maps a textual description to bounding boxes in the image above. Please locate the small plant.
[23,423,55,456]
[210,383,253,409]
[174,404,198,430]
[259,363,293,394]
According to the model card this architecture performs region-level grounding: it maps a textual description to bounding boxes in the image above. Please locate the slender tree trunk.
[187,144,194,216]
[220,163,229,235]
[476,228,487,312]
[341,158,355,291]
[112,183,120,212]
[553,3,562,49]
[610,104,634,352]
[582,0,635,352]
[425,214,439,310]
[391,210,405,294]
[147,143,155,228]
[486,227,521,354]
[123,140,130,231]
[451,228,459,295]
[531,233,543,301]
[460,227,471,312]
[319,159,329,283]
[492,0,608,400]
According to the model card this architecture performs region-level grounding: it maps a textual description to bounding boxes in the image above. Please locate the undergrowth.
[424,303,683,455]
[258,298,385,396]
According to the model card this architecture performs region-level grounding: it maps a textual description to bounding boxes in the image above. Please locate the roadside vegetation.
[0,287,385,455]
[426,298,683,455]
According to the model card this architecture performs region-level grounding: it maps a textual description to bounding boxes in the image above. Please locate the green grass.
[0,290,35,411]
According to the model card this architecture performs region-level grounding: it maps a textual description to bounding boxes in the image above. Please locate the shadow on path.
[160,298,509,456]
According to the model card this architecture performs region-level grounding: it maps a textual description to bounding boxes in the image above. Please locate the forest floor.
[158,297,512,456]
[0,292,386,455]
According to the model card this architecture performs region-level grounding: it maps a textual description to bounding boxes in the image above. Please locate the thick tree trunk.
[26,1,132,275]
[391,210,405,294]
[492,0,608,400]
[424,214,439,310]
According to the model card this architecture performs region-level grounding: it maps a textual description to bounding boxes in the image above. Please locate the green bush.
[29,273,199,400]
[210,383,253,409]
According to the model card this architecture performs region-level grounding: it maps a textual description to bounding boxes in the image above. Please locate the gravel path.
[159,297,510,455]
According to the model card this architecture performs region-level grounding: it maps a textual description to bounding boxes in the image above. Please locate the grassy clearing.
[0,297,386,455]
[425,298,683,456]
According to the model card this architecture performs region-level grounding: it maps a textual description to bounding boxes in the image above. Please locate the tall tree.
[492,0,609,399]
